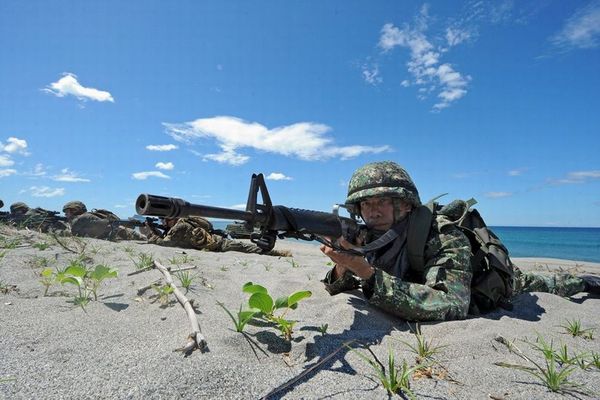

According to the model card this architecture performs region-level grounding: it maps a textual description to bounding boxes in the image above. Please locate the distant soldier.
[146,216,291,257]
[63,201,146,241]
[5,202,68,233]
[10,202,29,216]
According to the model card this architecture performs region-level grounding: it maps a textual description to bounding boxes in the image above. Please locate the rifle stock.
[136,173,361,251]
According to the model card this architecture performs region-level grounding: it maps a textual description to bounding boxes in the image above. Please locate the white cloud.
[0,155,14,167]
[146,144,179,151]
[43,73,114,102]
[446,27,471,46]
[362,64,382,85]
[52,168,91,183]
[155,162,174,170]
[550,170,600,184]
[114,204,127,209]
[164,116,390,166]
[377,7,470,111]
[484,191,513,198]
[1,137,28,155]
[0,168,17,177]
[266,172,292,181]
[230,204,247,210]
[551,1,600,50]
[131,171,170,180]
[29,186,65,198]
[508,168,528,176]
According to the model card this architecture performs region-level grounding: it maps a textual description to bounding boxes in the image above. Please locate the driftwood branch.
[153,261,207,354]
[128,264,197,277]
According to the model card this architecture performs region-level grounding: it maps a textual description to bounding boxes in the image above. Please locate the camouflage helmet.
[345,161,421,207]
[63,200,87,213]
[10,202,29,213]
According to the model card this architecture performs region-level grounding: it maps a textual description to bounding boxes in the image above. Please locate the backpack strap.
[406,202,435,272]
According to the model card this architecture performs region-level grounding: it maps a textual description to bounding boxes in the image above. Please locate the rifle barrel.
[136,194,259,222]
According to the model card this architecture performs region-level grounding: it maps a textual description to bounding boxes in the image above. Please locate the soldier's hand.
[320,237,375,280]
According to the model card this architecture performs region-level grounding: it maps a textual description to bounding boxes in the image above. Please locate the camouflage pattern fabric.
[70,212,145,240]
[513,268,586,297]
[8,208,69,233]
[345,161,421,207]
[148,217,290,256]
[323,212,589,321]
[323,214,473,321]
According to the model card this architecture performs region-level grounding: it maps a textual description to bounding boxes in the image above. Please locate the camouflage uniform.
[6,202,68,233]
[513,268,586,297]
[64,201,145,241]
[323,161,592,322]
[148,216,290,256]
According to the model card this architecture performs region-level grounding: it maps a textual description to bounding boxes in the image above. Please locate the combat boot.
[580,275,600,295]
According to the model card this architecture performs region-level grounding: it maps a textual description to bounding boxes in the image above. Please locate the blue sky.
[1,0,599,227]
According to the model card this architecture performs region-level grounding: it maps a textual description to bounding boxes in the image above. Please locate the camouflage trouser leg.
[113,226,147,241]
[216,238,291,257]
[513,268,586,297]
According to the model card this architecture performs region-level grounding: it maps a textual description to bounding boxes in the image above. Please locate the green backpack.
[406,199,515,314]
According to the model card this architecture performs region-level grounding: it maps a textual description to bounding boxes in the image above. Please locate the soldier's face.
[359,196,395,231]
[64,209,80,221]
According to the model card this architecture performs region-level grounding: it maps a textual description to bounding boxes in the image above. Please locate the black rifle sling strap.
[278,205,405,256]
[406,202,435,272]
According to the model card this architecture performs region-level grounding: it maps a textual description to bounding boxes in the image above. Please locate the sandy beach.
[1,226,599,399]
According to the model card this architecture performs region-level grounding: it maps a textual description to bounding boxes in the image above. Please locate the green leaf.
[41,268,54,277]
[61,276,83,287]
[274,296,289,309]
[89,265,118,282]
[64,264,87,278]
[287,290,312,307]
[242,282,268,294]
[248,292,273,314]
[238,310,257,324]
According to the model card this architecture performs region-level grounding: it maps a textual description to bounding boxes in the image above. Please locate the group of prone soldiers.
[0,199,289,257]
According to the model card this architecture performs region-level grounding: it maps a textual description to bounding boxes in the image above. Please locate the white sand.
[1,226,599,399]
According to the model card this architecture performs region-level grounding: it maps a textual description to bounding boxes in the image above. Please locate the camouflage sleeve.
[149,221,193,247]
[363,219,472,321]
[321,267,361,295]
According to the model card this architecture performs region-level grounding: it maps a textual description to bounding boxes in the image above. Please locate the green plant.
[175,270,194,293]
[0,236,20,249]
[217,302,257,333]
[553,343,577,366]
[495,336,587,395]
[286,258,301,268]
[0,280,17,294]
[0,250,6,260]
[132,252,154,270]
[242,281,312,341]
[32,241,50,251]
[397,323,445,363]
[317,323,329,335]
[123,245,135,255]
[40,268,56,296]
[152,284,174,305]
[219,265,230,271]
[561,319,595,339]
[32,256,50,269]
[351,345,417,399]
[59,262,118,307]
[87,264,118,300]
[590,352,600,369]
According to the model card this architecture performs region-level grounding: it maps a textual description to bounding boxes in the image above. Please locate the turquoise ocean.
[213,221,600,263]
[491,226,600,263]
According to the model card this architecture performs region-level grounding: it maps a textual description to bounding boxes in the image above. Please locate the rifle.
[0,209,68,230]
[109,216,165,231]
[135,173,364,252]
